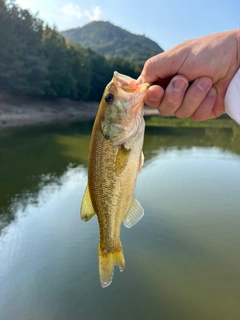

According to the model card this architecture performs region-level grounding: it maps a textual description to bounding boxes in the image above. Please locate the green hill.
[61,21,163,63]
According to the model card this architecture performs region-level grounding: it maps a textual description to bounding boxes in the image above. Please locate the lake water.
[0,118,240,320]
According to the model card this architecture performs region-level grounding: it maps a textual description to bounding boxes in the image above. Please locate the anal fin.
[123,197,144,228]
[80,184,96,222]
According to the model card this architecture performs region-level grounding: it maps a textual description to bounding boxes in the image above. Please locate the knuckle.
[175,105,194,118]
[185,94,202,106]
[189,87,208,103]
[143,57,155,73]
[158,93,184,115]
[212,103,224,118]
[175,111,188,119]
[166,97,177,107]
[164,96,180,108]
[158,108,174,116]
[191,113,203,121]
[146,100,159,108]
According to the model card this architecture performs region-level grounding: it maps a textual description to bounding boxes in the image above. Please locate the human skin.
[139,30,240,121]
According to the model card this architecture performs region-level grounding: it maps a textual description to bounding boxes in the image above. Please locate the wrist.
[234,29,240,70]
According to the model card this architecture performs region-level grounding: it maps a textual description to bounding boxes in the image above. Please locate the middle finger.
[175,77,212,118]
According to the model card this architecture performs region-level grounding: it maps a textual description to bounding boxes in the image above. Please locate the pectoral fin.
[139,151,144,172]
[80,184,96,222]
[123,197,144,228]
[115,145,131,175]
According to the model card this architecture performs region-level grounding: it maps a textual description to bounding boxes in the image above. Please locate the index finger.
[141,48,189,83]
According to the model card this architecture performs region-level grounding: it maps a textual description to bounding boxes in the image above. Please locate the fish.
[80,71,150,287]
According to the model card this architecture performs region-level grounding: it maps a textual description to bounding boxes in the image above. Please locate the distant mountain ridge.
[61,21,163,63]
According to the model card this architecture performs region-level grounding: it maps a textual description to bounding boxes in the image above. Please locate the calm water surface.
[0,118,240,320]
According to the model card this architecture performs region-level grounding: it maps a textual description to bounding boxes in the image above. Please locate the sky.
[15,0,240,50]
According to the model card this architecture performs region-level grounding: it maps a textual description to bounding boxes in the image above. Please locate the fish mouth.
[113,71,150,114]
[112,71,151,116]
[113,71,150,93]
[113,71,137,93]
[132,88,148,115]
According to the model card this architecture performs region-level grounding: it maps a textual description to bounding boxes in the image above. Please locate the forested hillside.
[61,21,163,63]
[0,1,161,101]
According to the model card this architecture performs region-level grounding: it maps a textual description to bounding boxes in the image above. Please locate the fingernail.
[207,87,217,97]
[136,75,142,84]
[171,78,188,91]
[197,78,211,91]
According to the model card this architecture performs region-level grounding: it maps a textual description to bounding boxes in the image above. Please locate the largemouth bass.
[80,71,150,287]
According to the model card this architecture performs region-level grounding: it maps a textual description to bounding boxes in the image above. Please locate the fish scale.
[80,71,150,287]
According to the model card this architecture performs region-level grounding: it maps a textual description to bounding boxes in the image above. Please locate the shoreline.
[0,94,100,131]
[0,94,160,131]
[0,93,230,132]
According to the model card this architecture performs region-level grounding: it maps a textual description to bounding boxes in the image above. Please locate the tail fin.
[98,244,125,288]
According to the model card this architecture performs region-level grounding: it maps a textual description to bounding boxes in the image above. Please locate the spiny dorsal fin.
[115,144,131,176]
[80,184,96,222]
[123,197,144,228]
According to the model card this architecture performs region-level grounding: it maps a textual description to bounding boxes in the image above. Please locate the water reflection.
[1,119,240,234]
[0,122,91,231]
[134,146,240,320]
[0,118,240,320]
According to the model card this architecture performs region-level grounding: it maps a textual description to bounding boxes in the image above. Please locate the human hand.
[140,30,240,121]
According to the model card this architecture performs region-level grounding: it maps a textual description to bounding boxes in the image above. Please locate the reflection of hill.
[0,122,92,232]
[1,118,239,234]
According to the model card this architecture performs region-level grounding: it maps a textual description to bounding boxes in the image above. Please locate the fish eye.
[105,93,114,103]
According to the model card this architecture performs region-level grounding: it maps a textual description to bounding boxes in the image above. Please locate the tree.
[0,1,49,94]
[87,49,112,101]
[107,56,141,79]
[67,42,91,100]
[0,0,143,101]
[42,26,75,97]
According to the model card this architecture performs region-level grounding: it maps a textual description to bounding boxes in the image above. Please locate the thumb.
[140,49,187,84]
